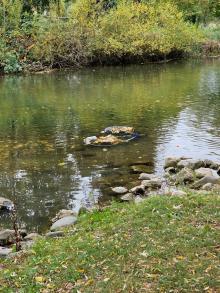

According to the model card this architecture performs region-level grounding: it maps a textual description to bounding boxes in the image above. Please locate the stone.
[164,167,176,174]
[195,167,215,178]
[130,185,145,195]
[201,183,213,191]
[177,159,203,170]
[0,230,15,246]
[171,190,187,196]
[164,157,181,169]
[84,136,97,145]
[20,241,34,250]
[192,175,220,189]
[24,233,41,241]
[141,178,162,189]
[211,184,220,192]
[138,173,157,180]
[111,186,128,194]
[103,126,135,135]
[120,193,134,202]
[0,246,12,258]
[52,209,77,223]
[130,165,153,174]
[0,197,14,210]
[45,231,64,238]
[134,196,144,204]
[175,168,194,184]
[203,159,219,170]
[50,216,77,232]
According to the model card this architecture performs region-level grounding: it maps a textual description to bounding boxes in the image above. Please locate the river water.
[0,60,220,231]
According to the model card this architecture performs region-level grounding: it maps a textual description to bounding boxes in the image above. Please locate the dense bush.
[0,0,216,73]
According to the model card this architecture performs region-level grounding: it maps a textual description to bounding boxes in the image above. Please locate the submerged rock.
[85,134,123,146]
[103,126,135,135]
[138,173,157,180]
[50,216,77,231]
[131,165,153,174]
[111,186,128,194]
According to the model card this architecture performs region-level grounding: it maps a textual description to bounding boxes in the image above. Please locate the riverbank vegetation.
[0,0,219,73]
[0,193,219,292]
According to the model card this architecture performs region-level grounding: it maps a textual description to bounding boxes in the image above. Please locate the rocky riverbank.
[1,156,220,259]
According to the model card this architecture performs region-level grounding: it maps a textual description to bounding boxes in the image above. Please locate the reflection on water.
[0,60,220,231]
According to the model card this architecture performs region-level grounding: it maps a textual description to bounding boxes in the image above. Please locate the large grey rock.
[50,216,77,231]
[176,168,194,184]
[0,197,14,210]
[0,230,15,246]
[177,159,203,170]
[195,167,215,179]
[192,175,220,189]
[52,209,77,223]
[141,178,162,189]
[164,157,181,169]
[111,186,128,194]
[0,246,12,258]
[24,233,42,241]
[138,173,157,180]
[120,193,134,202]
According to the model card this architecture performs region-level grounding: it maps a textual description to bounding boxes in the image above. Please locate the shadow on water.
[0,59,220,232]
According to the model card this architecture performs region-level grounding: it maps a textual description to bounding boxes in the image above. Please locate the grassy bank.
[0,193,219,292]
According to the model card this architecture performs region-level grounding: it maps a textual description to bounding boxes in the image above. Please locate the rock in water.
[111,186,128,194]
[138,173,157,180]
[176,168,194,184]
[50,216,77,231]
[84,136,97,145]
[164,157,181,169]
[103,126,135,135]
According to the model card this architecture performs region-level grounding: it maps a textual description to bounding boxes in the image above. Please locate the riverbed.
[0,60,220,231]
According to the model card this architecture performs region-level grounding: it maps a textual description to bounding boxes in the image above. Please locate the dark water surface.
[0,60,220,231]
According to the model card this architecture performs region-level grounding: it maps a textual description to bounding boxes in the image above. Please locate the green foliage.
[0,0,216,73]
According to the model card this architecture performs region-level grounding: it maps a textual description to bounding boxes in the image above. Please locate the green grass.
[0,193,219,292]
